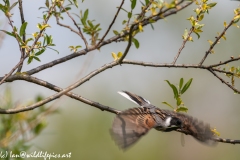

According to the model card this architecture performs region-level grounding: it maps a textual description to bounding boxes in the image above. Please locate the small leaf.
[73,0,78,8]
[113,30,119,35]
[27,56,33,64]
[145,0,150,5]
[132,38,140,49]
[117,52,123,58]
[165,80,179,99]
[198,14,204,21]
[223,21,227,28]
[207,3,217,8]
[33,56,41,62]
[82,9,88,24]
[177,97,182,106]
[162,101,174,109]
[128,12,132,19]
[0,30,15,37]
[131,0,137,10]
[176,106,188,113]
[19,22,28,37]
[111,52,118,61]
[35,49,46,56]
[122,20,127,25]
[181,78,193,94]
[179,78,184,91]
[182,29,188,40]
[9,2,18,11]
[207,40,213,45]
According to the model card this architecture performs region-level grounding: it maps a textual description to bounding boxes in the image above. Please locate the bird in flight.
[110,91,216,150]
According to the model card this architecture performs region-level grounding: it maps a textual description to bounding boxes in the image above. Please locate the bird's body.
[110,91,216,150]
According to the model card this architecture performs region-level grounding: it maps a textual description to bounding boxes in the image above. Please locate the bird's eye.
[176,119,182,126]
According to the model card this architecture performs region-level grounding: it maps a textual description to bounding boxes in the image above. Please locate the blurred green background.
[0,0,240,159]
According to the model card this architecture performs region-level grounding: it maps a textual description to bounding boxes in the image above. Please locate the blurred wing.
[118,91,150,107]
[110,107,157,150]
[176,113,216,145]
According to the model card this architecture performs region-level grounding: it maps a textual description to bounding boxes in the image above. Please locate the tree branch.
[17,0,26,72]
[208,68,240,94]
[172,27,194,64]
[2,74,120,114]
[60,3,88,48]
[199,17,238,65]
[97,0,125,47]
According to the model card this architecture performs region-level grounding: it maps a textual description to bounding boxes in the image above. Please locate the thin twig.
[213,137,240,144]
[17,0,26,72]
[97,0,125,47]
[55,9,83,37]
[175,128,240,144]
[2,74,120,114]
[208,57,240,68]
[208,68,240,94]
[172,27,194,64]
[118,25,135,63]
[60,4,88,48]
[199,18,237,66]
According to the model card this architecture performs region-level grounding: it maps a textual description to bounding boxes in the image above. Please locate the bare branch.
[173,27,194,64]
[208,69,240,94]
[213,137,240,144]
[2,74,120,114]
[118,25,134,63]
[199,18,237,65]
[208,57,240,68]
[17,0,26,72]
[60,4,88,48]
[55,9,83,37]
[97,0,125,47]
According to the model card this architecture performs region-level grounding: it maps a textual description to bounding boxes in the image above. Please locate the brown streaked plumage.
[110,91,216,150]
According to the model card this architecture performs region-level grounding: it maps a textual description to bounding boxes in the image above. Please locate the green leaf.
[128,12,132,19]
[113,30,119,35]
[9,1,18,11]
[35,49,46,56]
[0,30,15,37]
[81,9,88,25]
[165,80,179,99]
[162,101,174,109]
[87,20,94,28]
[145,0,150,5]
[131,0,137,10]
[132,38,140,49]
[33,56,41,62]
[45,0,49,8]
[117,52,123,58]
[34,122,47,135]
[179,78,184,91]
[181,78,193,94]
[27,56,33,64]
[176,97,182,106]
[207,3,217,8]
[19,22,28,37]
[176,106,188,113]
[122,20,127,25]
[73,0,78,8]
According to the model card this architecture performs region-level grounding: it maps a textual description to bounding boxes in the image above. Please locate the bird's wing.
[110,107,157,150]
